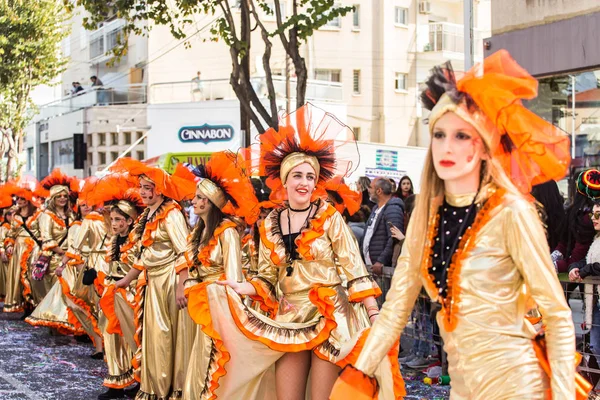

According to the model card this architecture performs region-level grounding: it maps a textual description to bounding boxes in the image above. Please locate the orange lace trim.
[132,271,147,383]
[2,222,10,230]
[25,315,86,336]
[94,271,106,297]
[421,189,505,332]
[70,221,82,227]
[140,202,181,248]
[296,203,336,261]
[26,210,42,228]
[4,237,15,247]
[197,221,237,267]
[185,281,230,399]
[259,220,281,265]
[248,279,278,317]
[20,238,35,305]
[45,210,68,228]
[85,213,104,221]
[65,251,84,266]
[100,285,135,336]
[59,274,103,347]
[241,233,252,246]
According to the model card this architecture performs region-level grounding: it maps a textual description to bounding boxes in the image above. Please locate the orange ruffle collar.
[85,212,105,222]
[197,220,238,267]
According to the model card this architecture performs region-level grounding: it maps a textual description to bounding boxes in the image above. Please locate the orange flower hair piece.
[317,176,362,216]
[259,103,360,201]
[109,157,196,202]
[189,151,260,224]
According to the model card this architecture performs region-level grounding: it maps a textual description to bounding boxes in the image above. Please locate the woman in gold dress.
[60,193,108,357]
[111,158,196,400]
[184,104,403,400]
[0,202,15,303]
[3,178,42,314]
[86,177,146,400]
[178,152,259,399]
[330,50,590,400]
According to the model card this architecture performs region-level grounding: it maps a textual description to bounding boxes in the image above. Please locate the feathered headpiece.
[316,176,362,216]
[184,151,259,224]
[0,185,13,209]
[40,169,75,199]
[109,158,196,202]
[4,176,42,206]
[82,173,144,220]
[421,49,570,193]
[259,103,359,200]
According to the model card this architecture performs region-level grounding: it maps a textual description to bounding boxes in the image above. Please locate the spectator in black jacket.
[362,177,404,276]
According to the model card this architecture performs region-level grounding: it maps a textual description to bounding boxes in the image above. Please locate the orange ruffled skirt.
[183,282,404,400]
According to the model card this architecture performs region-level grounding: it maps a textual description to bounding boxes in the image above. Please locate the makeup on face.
[191,189,211,216]
[285,163,316,205]
[431,112,485,184]
[139,179,158,206]
[110,212,129,235]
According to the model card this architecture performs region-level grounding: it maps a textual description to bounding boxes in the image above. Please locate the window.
[325,3,342,28]
[314,69,342,83]
[136,131,145,144]
[27,148,35,171]
[99,152,106,165]
[352,5,360,29]
[353,126,361,140]
[394,7,408,26]
[98,133,106,146]
[87,134,93,147]
[264,1,286,20]
[353,70,361,95]
[87,153,93,164]
[51,138,74,167]
[395,73,408,91]
[124,131,132,145]
[137,151,145,161]
[80,26,88,49]
[111,132,118,145]
[63,37,71,57]
[111,151,119,161]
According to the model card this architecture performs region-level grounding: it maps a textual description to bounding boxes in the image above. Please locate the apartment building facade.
[26,0,490,179]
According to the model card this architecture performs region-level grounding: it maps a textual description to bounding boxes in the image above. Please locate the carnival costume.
[109,158,196,400]
[0,191,14,302]
[183,104,404,399]
[26,170,85,334]
[85,176,146,393]
[330,50,590,400]
[3,178,42,313]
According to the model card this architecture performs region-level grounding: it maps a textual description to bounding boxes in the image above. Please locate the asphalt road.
[0,306,449,400]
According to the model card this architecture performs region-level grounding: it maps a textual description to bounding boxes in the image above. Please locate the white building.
[25,0,490,179]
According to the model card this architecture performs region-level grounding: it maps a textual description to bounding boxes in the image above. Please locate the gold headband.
[49,185,69,198]
[197,179,227,210]
[280,153,320,184]
[428,93,499,152]
[115,200,138,220]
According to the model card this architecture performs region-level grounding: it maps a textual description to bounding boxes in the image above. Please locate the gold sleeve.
[220,227,244,283]
[69,221,89,259]
[164,209,190,272]
[505,200,575,399]
[354,221,423,376]
[38,212,58,251]
[251,238,279,301]
[328,210,379,302]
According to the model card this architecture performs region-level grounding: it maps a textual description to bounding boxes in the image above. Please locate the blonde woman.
[330,50,589,399]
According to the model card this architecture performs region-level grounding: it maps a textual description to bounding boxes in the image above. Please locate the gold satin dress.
[26,218,85,335]
[3,211,41,312]
[353,190,576,400]
[99,234,138,389]
[0,221,10,301]
[185,199,402,399]
[65,212,108,344]
[132,201,193,400]
[183,220,246,400]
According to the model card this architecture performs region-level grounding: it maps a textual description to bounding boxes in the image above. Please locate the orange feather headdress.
[39,169,76,199]
[82,173,144,220]
[316,176,362,216]
[108,158,196,202]
[184,151,259,224]
[259,103,359,201]
[422,49,570,193]
[4,175,43,207]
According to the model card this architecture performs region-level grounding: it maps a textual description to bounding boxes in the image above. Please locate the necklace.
[421,188,505,332]
[289,204,312,213]
[285,205,313,276]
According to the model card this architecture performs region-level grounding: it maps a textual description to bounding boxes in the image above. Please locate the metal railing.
[37,84,147,120]
[423,22,484,58]
[149,75,344,104]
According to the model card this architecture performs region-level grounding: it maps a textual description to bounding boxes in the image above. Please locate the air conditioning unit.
[419,1,431,14]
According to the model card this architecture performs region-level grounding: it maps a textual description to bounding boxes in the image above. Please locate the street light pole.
[571,74,576,159]
[464,0,474,69]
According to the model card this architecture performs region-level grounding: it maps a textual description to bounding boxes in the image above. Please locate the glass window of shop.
[525,69,600,200]
[51,138,74,168]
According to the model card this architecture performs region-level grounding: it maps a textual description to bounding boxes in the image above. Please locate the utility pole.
[464,0,474,69]
[240,0,251,147]
[570,75,576,159]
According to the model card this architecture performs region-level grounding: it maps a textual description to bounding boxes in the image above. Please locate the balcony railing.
[420,22,484,58]
[149,75,343,104]
[89,19,126,62]
[37,84,146,120]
